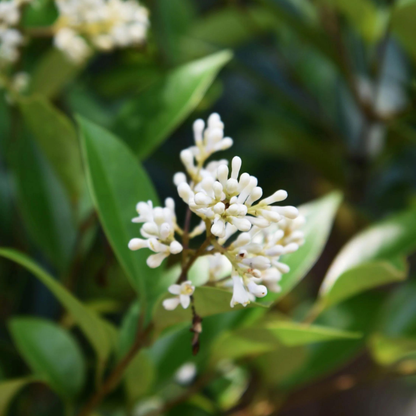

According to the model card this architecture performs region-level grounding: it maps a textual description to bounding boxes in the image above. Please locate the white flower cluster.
[0,0,30,66]
[128,113,304,311]
[128,198,183,268]
[54,0,149,63]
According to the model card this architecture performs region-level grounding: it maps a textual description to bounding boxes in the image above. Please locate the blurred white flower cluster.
[54,0,149,63]
[0,0,30,67]
[129,113,305,310]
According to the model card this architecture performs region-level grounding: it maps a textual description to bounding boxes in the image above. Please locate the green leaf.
[114,50,232,159]
[377,280,416,338]
[12,135,76,272]
[79,117,169,308]
[369,333,416,366]
[283,293,385,389]
[211,322,360,362]
[182,6,277,53]
[269,192,342,301]
[124,350,155,405]
[320,0,388,42]
[319,207,416,308]
[392,0,416,62]
[9,317,85,399]
[30,49,82,99]
[0,248,112,375]
[19,96,84,201]
[153,286,267,332]
[0,377,35,416]
[319,258,407,309]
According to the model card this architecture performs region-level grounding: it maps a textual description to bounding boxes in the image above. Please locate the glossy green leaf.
[114,50,232,159]
[9,318,85,399]
[30,49,82,99]
[19,96,84,201]
[319,207,416,308]
[211,322,360,362]
[369,333,416,366]
[79,117,169,308]
[320,258,407,309]
[269,192,342,301]
[13,135,76,272]
[124,350,155,405]
[0,377,36,416]
[153,286,267,331]
[0,249,112,375]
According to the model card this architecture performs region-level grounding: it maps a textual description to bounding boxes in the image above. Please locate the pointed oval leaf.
[19,96,84,201]
[9,318,85,399]
[319,207,416,308]
[114,50,232,159]
[0,248,112,374]
[79,117,171,308]
[320,258,407,309]
[30,49,82,99]
[13,135,76,272]
[211,321,360,362]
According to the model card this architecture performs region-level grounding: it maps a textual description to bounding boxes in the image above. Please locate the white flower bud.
[178,182,194,203]
[213,202,225,214]
[230,217,251,232]
[226,178,238,194]
[261,190,288,205]
[159,223,171,240]
[163,297,180,310]
[193,119,205,145]
[283,243,299,254]
[173,172,187,186]
[231,156,242,179]
[195,192,213,206]
[217,164,229,187]
[147,252,168,268]
[211,219,226,237]
[242,256,270,270]
[169,241,183,254]
[234,232,251,247]
[276,206,299,219]
[141,222,159,236]
[265,246,284,257]
[128,238,148,251]
[247,281,268,298]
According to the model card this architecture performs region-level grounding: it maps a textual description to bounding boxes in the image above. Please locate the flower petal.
[163,297,180,311]
[180,294,191,309]
[168,284,181,295]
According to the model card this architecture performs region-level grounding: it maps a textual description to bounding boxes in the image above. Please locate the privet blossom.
[0,0,30,67]
[129,113,305,311]
[54,0,149,63]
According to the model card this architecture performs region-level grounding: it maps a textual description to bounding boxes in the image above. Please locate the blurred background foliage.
[2,0,416,415]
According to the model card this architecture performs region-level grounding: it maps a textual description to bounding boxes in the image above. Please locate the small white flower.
[163,281,195,310]
[175,362,197,385]
[54,0,149,62]
[230,274,250,308]
[128,198,183,269]
[54,28,91,63]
